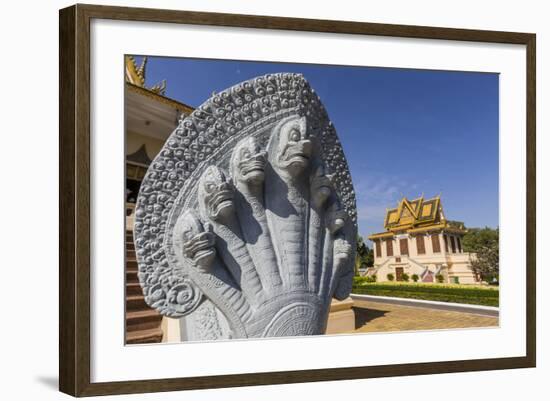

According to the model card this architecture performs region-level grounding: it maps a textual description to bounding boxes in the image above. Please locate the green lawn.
[352,278,499,307]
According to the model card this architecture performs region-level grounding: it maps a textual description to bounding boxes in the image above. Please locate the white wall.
[0,0,547,400]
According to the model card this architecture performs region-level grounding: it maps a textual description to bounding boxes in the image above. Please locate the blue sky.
[136,56,499,243]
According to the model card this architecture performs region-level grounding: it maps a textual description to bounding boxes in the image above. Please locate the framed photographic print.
[59,4,536,397]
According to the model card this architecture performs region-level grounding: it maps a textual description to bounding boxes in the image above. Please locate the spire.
[136,56,147,85]
[125,55,145,86]
[125,55,167,95]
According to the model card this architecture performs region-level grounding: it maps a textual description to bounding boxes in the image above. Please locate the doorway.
[395,267,404,282]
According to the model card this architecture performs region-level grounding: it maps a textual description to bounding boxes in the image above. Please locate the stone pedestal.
[161,316,182,343]
[325,297,356,334]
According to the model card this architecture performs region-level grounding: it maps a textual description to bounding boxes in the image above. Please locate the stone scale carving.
[134,73,357,340]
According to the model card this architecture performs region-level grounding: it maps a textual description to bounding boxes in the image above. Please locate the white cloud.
[351,171,420,239]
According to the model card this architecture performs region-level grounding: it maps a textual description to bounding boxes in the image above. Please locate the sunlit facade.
[368,196,479,284]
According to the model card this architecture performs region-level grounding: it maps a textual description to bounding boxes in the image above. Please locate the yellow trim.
[421,203,433,217]
[407,223,446,234]
[368,232,394,240]
[442,227,468,234]
[433,197,441,220]
[409,196,423,217]
[384,208,398,227]
[126,82,195,115]
[370,222,467,238]
[125,55,146,87]
[125,55,168,96]
[373,194,468,240]
[384,195,442,231]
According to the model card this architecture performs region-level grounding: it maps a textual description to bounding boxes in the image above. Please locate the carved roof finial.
[150,79,167,96]
[137,56,147,83]
[125,55,145,86]
[125,55,166,94]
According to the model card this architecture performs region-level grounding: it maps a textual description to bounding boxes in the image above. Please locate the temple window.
[400,238,409,255]
[416,235,426,254]
[386,239,394,256]
[431,234,441,253]
[450,236,457,253]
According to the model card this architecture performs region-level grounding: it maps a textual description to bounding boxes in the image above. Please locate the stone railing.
[405,256,427,271]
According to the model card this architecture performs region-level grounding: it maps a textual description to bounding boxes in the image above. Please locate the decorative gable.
[369,195,467,241]
[384,195,443,231]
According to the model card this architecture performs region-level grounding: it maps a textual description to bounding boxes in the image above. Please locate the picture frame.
[59,3,536,397]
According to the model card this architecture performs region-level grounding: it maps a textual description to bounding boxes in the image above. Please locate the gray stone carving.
[134,73,357,339]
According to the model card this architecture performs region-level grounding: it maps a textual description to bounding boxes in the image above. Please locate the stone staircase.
[125,230,164,344]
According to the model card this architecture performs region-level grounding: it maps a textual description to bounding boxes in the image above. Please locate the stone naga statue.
[134,73,357,340]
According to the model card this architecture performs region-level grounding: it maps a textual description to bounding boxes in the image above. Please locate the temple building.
[125,56,194,344]
[367,196,479,284]
[125,55,194,205]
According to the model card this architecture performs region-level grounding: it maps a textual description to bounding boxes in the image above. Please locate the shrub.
[411,274,419,282]
[364,274,377,283]
[387,273,395,281]
[402,273,410,282]
[436,274,445,283]
[350,280,499,306]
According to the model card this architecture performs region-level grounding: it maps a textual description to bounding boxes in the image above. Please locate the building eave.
[368,232,394,240]
[369,222,467,239]
[125,82,195,115]
[442,227,468,235]
[406,223,447,234]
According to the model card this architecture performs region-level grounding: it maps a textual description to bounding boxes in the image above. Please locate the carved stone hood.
[134,73,357,339]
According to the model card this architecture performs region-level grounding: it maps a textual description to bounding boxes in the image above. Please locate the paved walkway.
[352,299,499,333]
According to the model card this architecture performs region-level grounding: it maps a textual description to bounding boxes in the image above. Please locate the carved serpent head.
[177,209,216,272]
[230,136,267,186]
[274,116,312,177]
[198,166,235,221]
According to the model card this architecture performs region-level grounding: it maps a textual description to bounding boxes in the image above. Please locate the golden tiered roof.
[368,196,466,240]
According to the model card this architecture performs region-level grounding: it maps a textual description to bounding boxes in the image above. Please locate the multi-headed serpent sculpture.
[134,73,357,340]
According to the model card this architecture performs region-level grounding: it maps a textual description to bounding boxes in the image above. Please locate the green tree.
[462,227,499,282]
[355,235,374,275]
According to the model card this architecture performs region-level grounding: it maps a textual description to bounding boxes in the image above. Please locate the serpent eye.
[242,149,251,159]
[289,128,300,142]
[205,182,216,193]
[182,229,192,241]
